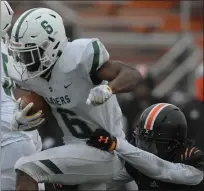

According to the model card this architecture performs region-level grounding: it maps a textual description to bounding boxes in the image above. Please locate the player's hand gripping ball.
[11,91,49,131]
[86,85,112,106]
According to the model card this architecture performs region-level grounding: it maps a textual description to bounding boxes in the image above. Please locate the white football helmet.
[9,8,68,80]
[1,1,14,38]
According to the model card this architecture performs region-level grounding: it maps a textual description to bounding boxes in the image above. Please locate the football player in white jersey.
[7,7,142,191]
[1,1,43,190]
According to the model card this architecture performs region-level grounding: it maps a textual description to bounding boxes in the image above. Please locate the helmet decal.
[14,8,37,42]
[144,103,171,130]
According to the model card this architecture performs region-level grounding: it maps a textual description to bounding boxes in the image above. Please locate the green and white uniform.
[8,38,125,185]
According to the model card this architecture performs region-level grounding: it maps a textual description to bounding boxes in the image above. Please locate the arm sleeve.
[116,138,204,185]
[81,38,110,85]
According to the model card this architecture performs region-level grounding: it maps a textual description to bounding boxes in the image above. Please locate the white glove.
[86,85,112,106]
[11,98,45,131]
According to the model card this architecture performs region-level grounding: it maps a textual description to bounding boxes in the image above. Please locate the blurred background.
[8,0,203,150]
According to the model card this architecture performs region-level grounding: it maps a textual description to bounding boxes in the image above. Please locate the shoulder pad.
[58,38,97,73]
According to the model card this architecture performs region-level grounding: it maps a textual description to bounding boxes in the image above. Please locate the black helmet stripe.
[15,8,37,42]
[144,103,170,130]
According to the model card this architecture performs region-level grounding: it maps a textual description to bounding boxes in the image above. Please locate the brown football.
[13,87,50,120]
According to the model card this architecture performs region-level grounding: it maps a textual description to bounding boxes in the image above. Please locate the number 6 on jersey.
[57,108,93,139]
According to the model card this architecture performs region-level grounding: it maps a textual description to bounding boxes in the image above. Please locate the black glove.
[177,145,204,168]
[86,129,117,152]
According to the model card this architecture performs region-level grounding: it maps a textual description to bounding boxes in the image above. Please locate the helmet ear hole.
[53,41,60,50]
[48,36,55,42]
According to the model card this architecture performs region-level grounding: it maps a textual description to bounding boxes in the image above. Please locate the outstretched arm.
[116,138,204,185]
[87,129,204,185]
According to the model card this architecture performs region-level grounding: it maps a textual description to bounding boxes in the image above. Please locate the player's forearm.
[108,62,142,94]
[116,138,203,185]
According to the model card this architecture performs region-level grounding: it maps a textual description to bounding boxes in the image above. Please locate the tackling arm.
[116,138,204,185]
[97,60,142,94]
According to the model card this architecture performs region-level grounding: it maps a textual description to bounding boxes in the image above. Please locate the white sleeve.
[82,38,110,78]
[116,138,204,185]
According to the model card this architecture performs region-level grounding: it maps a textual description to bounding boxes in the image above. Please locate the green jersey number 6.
[41,20,53,35]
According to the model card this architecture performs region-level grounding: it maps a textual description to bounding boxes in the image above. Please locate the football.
[13,88,50,118]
